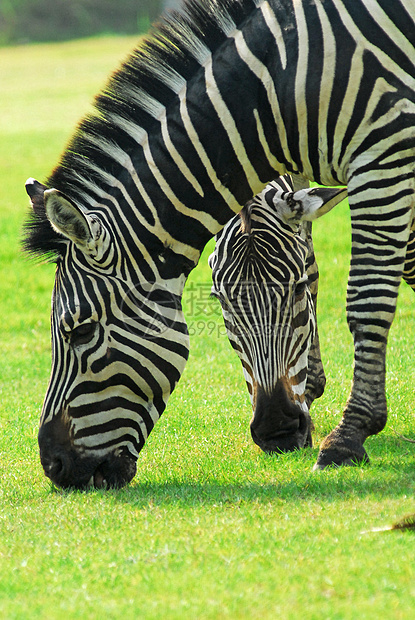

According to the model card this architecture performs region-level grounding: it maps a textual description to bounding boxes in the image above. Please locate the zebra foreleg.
[313,338,387,469]
[293,179,327,415]
[300,220,326,410]
[403,229,415,290]
[314,173,414,470]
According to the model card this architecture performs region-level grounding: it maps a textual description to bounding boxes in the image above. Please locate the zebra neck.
[46,0,300,268]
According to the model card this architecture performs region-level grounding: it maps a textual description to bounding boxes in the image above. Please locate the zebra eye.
[70,322,97,346]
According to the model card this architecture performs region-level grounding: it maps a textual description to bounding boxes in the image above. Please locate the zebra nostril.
[50,457,63,476]
[42,454,64,480]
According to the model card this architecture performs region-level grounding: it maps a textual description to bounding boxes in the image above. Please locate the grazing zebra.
[23,0,415,488]
[209,175,347,453]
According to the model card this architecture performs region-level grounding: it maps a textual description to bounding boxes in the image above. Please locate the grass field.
[1,36,415,619]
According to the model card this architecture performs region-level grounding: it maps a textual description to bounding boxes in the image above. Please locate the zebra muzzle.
[250,380,312,453]
[38,416,137,489]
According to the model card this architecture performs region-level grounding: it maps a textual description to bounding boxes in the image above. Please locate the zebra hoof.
[313,440,370,471]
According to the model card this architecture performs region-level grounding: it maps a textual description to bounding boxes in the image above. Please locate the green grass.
[1,37,415,620]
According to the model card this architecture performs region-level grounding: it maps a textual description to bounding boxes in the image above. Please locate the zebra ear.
[279,187,348,225]
[25,178,48,214]
[44,189,109,259]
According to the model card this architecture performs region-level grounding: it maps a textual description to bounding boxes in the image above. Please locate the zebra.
[23,0,415,488]
[209,175,347,453]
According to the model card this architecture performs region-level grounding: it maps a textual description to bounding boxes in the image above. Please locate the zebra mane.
[22,0,261,262]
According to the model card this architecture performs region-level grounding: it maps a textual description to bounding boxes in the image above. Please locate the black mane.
[22,0,259,262]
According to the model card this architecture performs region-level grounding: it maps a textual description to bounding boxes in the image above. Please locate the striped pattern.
[211,184,313,402]
[403,231,415,288]
[210,175,316,451]
[22,0,415,486]
[209,175,348,453]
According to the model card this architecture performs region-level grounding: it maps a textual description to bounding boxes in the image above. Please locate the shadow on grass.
[39,433,415,505]
[120,464,415,507]
[48,456,415,507]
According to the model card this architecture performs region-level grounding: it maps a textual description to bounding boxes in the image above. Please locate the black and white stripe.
[211,177,313,395]
[23,0,415,486]
[210,175,346,452]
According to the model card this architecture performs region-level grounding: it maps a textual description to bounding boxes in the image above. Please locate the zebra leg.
[314,172,414,470]
[293,177,326,416]
[403,230,415,290]
[300,220,326,410]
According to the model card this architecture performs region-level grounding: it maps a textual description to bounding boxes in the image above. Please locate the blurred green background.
[0,0,184,45]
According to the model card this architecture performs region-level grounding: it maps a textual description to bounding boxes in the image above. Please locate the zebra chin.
[250,380,312,454]
[38,416,137,490]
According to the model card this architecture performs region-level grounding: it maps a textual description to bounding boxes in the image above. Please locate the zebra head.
[25,179,193,490]
[209,179,347,454]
